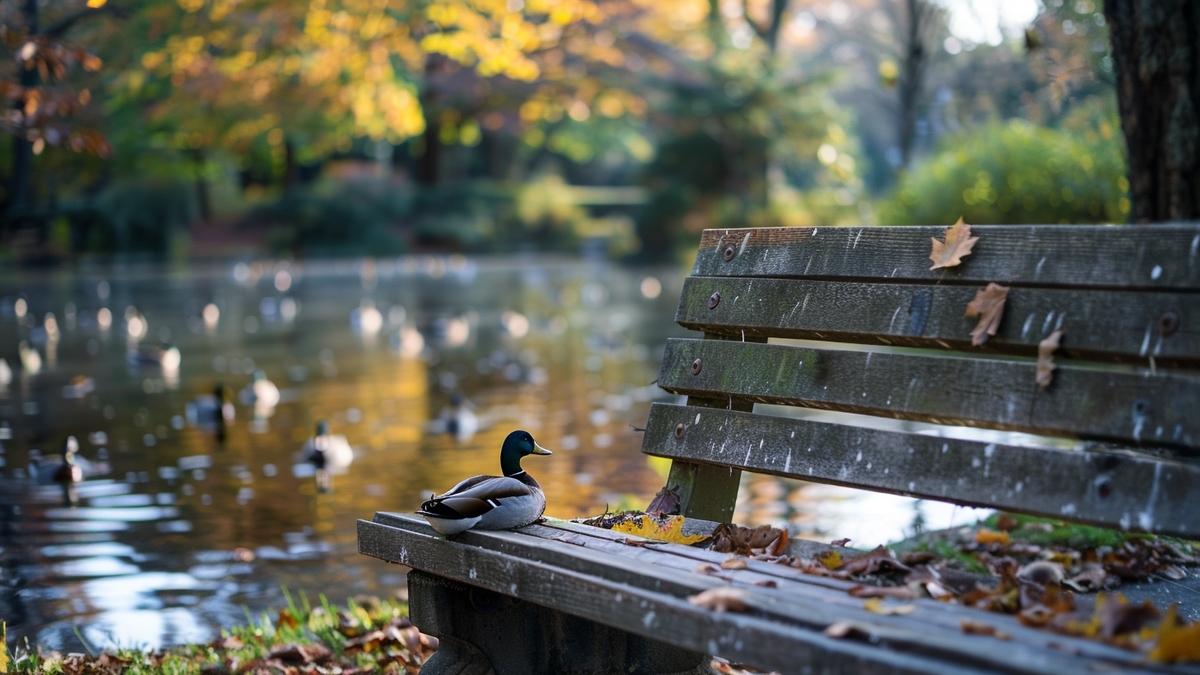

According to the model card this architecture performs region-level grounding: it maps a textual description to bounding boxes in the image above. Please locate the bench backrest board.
[642,224,1200,539]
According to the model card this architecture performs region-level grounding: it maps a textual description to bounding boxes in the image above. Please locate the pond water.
[0,255,982,651]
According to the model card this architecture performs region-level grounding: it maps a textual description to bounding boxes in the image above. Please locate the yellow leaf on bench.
[610,515,710,545]
[1150,606,1200,663]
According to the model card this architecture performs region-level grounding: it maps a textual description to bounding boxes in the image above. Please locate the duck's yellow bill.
[531,442,553,455]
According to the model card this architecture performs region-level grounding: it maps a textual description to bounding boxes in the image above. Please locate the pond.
[0,254,981,651]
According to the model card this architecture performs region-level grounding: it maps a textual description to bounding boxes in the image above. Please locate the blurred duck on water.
[187,383,236,441]
[28,436,84,505]
[418,430,552,536]
[240,369,280,408]
[300,420,353,492]
[18,341,41,375]
[427,392,479,441]
[128,343,181,370]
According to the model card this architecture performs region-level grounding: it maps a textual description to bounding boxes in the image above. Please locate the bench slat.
[677,276,1199,364]
[642,403,1200,538]
[695,225,1200,291]
[658,338,1200,451]
[361,514,1176,675]
[359,517,971,675]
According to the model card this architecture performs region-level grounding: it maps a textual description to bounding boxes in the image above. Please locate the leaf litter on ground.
[5,592,436,675]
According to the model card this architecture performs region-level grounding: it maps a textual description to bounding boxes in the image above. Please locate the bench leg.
[407,571,710,675]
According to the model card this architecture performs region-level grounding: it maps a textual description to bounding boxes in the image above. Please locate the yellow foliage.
[1,622,7,674]
[610,515,710,545]
[1150,606,1200,663]
[817,550,843,570]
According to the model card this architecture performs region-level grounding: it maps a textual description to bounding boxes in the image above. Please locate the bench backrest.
[642,224,1200,539]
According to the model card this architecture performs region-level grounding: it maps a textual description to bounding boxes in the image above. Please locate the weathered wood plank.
[532,518,1198,669]
[676,276,1200,365]
[657,338,1200,451]
[359,518,978,675]
[694,225,1200,291]
[361,514,1180,675]
[641,403,1200,538]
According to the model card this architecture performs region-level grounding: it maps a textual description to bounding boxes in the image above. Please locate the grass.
[3,591,432,675]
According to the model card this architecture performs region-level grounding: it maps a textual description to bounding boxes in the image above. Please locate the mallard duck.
[301,420,354,471]
[419,430,552,536]
[427,392,479,441]
[128,343,181,370]
[240,370,280,408]
[28,436,84,486]
[187,383,235,431]
[18,341,41,375]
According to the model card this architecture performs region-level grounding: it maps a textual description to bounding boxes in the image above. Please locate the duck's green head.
[252,369,267,382]
[316,420,330,436]
[500,430,552,476]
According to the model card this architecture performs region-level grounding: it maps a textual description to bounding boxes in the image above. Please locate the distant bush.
[74,179,197,256]
[877,114,1129,226]
[252,179,409,256]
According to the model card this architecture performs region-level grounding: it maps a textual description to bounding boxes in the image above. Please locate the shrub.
[877,114,1129,226]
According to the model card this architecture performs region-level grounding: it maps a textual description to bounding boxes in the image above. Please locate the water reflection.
[0,256,689,650]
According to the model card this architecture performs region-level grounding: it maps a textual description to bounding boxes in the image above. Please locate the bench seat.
[359,512,1200,675]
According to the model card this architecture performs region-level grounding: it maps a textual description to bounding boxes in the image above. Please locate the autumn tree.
[1103,0,1200,222]
[1,0,114,218]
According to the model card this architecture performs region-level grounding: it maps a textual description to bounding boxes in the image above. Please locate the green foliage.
[878,107,1129,226]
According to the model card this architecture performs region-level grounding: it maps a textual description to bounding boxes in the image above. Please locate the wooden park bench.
[359,223,1200,675]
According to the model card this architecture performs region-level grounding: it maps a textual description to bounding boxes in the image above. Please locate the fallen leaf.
[830,538,851,547]
[754,579,778,588]
[721,557,749,570]
[960,620,1012,640]
[687,587,748,613]
[646,487,681,516]
[976,528,1011,546]
[841,545,911,576]
[710,523,786,556]
[849,584,917,600]
[929,218,980,270]
[1036,329,1064,389]
[823,622,855,638]
[964,283,1010,346]
[995,513,1019,531]
[817,550,844,570]
[611,515,710,545]
[1150,606,1200,663]
[863,597,915,615]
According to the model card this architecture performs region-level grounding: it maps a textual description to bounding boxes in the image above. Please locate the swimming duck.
[28,436,84,486]
[240,370,280,408]
[427,392,479,441]
[128,343,181,370]
[187,383,235,431]
[418,430,552,536]
[18,341,41,375]
[301,420,354,471]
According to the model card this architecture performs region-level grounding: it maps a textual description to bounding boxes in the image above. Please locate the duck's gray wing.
[423,476,533,518]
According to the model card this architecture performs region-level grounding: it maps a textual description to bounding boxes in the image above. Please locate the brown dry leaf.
[841,545,912,576]
[929,218,980,270]
[646,486,681,516]
[964,283,1010,346]
[863,597,915,615]
[1149,606,1200,663]
[960,620,1012,640]
[849,584,917,600]
[1036,329,1064,389]
[688,587,749,613]
[721,557,749,570]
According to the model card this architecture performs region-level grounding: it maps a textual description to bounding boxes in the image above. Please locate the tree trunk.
[1104,0,1200,222]
[6,0,39,219]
